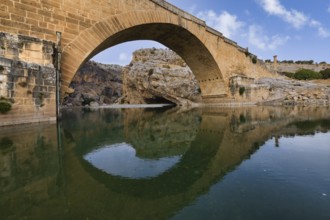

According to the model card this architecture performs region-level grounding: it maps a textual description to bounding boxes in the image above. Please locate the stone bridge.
[0,0,272,125]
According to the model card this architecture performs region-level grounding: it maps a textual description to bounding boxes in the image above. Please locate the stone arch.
[61,11,225,99]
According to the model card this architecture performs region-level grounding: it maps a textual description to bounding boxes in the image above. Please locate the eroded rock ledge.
[119,48,201,106]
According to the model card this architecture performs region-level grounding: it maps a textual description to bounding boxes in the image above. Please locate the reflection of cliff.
[124,108,201,159]
[61,108,202,159]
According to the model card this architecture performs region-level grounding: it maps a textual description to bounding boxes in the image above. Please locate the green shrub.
[282,72,295,78]
[294,69,322,80]
[239,87,245,96]
[0,137,13,150]
[244,50,250,57]
[251,56,257,64]
[0,101,12,114]
[320,68,330,79]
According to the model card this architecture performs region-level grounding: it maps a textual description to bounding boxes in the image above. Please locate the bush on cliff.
[320,68,330,79]
[293,69,322,80]
[282,72,295,78]
[0,99,12,114]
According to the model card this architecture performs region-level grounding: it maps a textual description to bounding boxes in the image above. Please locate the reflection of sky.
[83,143,181,179]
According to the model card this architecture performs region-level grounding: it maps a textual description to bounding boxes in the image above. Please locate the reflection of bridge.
[1,106,329,219]
[0,0,272,103]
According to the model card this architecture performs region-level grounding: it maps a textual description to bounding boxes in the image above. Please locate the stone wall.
[0,32,56,126]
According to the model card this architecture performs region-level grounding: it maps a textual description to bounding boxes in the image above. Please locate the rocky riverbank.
[257,78,330,106]
[63,48,330,108]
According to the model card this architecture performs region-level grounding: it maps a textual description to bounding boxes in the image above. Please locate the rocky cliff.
[64,49,201,107]
[119,48,201,106]
[64,49,329,108]
[63,61,123,106]
[228,75,330,106]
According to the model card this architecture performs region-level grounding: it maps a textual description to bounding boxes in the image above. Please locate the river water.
[0,106,329,220]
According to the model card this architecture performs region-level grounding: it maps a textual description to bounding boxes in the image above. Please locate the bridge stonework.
[0,0,273,124]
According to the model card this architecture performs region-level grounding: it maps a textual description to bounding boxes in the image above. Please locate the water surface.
[0,106,329,219]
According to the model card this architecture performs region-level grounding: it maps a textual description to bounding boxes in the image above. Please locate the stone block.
[43,79,55,86]
[47,86,55,92]
[0,57,12,68]
[0,11,10,19]
[38,86,48,92]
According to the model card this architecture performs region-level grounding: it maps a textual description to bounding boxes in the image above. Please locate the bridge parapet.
[151,0,206,26]
[151,0,250,56]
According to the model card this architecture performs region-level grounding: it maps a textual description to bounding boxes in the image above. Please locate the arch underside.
[62,20,227,100]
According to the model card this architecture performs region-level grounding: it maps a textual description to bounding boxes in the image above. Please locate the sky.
[92,0,330,65]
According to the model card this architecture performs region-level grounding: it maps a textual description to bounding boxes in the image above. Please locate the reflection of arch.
[61,108,288,219]
[61,11,225,99]
[78,131,222,198]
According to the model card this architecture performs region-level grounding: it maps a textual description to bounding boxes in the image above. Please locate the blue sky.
[92,0,330,65]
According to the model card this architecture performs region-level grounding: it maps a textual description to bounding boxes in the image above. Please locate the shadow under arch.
[61,11,224,98]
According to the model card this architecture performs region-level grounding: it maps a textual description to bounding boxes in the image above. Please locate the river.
[0,106,329,220]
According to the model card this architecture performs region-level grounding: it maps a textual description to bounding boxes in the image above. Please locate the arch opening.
[63,22,225,103]
[64,39,200,106]
[86,23,223,84]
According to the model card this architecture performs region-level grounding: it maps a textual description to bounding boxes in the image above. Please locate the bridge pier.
[0,32,57,126]
[55,32,62,121]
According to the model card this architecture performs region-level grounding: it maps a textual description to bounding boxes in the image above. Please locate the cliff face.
[63,61,123,106]
[120,48,201,106]
[64,49,329,107]
[228,75,330,106]
[64,49,201,107]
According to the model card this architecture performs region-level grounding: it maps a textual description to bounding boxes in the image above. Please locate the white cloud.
[119,53,129,61]
[258,0,330,38]
[257,0,308,29]
[309,19,330,38]
[317,26,330,38]
[248,24,290,50]
[196,10,244,38]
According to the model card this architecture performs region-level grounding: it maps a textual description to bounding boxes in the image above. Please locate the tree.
[320,68,330,79]
[294,69,322,80]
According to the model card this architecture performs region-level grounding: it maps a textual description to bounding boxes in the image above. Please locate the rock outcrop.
[229,75,330,106]
[63,61,123,106]
[256,78,330,106]
[119,48,201,106]
[64,49,329,108]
